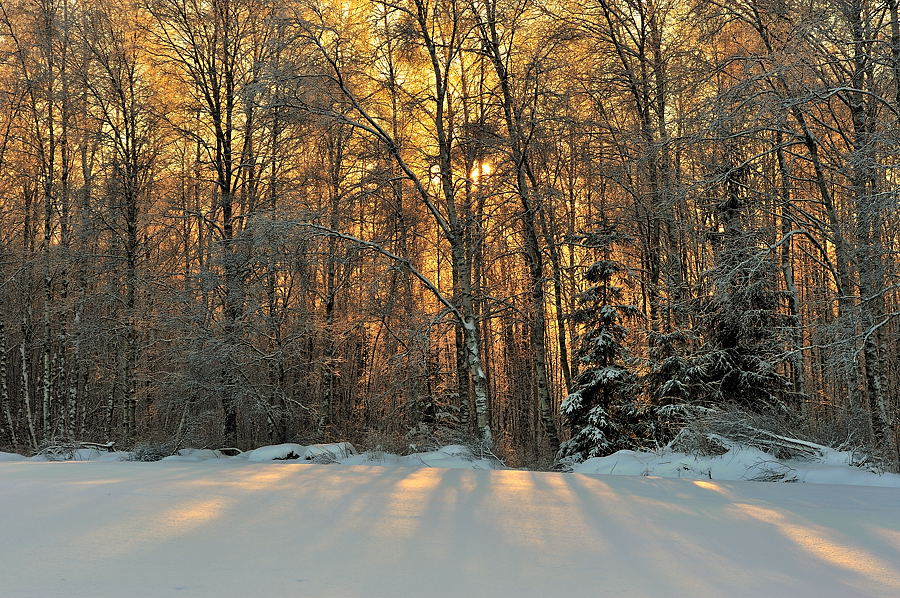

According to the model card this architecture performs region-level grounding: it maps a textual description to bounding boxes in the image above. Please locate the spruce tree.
[694,166,792,413]
[645,328,707,442]
[558,225,643,463]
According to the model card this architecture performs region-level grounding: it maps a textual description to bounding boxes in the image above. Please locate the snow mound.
[160,448,231,462]
[574,444,900,487]
[245,443,308,461]
[21,446,130,462]
[241,442,495,470]
[340,444,498,470]
[245,442,357,462]
[304,442,357,461]
[3,438,894,486]
[400,444,497,470]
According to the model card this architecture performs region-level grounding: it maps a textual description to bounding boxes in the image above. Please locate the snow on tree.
[644,328,706,442]
[693,161,793,414]
[558,225,643,464]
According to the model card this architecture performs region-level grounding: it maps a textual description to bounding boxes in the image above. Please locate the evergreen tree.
[694,165,792,413]
[558,226,643,463]
[643,164,794,444]
[645,328,707,442]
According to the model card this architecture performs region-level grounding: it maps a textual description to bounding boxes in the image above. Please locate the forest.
[0,0,896,470]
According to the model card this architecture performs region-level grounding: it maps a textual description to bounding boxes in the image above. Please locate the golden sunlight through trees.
[0,0,896,468]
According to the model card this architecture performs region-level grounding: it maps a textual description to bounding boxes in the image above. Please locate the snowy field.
[1,459,899,597]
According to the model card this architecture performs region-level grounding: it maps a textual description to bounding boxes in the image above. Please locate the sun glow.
[470,161,492,184]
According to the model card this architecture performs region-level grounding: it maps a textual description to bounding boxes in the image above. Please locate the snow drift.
[574,443,900,488]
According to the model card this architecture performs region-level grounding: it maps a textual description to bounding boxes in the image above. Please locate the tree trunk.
[774,136,807,406]
[477,4,559,453]
[0,320,17,448]
[20,318,37,450]
[846,2,895,464]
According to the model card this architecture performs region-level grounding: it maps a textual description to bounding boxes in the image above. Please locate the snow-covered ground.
[1,459,899,597]
[574,443,900,488]
[0,442,502,470]
[7,438,900,488]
